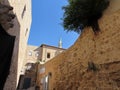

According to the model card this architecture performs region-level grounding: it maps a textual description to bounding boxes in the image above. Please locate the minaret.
[58,38,62,48]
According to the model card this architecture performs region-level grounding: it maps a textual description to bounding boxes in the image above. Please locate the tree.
[62,0,109,34]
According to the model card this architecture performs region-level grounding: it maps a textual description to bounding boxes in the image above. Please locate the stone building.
[24,39,65,67]
[37,0,120,90]
[17,42,66,89]
[0,0,32,89]
[39,44,66,63]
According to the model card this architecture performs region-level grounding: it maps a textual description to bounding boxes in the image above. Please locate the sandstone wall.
[38,0,120,89]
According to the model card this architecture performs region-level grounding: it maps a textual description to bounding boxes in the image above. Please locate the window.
[47,53,50,58]
[28,51,32,56]
[21,5,26,18]
[25,28,28,36]
[35,51,39,57]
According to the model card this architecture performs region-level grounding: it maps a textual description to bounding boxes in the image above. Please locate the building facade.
[22,44,66,74]
[0,0,32,89]
[17,44,66,89]
[40,44,66,63]
[24,43,66,67]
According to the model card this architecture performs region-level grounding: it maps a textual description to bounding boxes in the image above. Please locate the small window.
[25,28,28,36]
[47,53,50,58]
[21,5,26,18]
[28,51,32,56]
[35,51,39,57]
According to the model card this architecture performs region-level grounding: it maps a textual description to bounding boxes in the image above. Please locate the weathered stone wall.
[38,0,120,89]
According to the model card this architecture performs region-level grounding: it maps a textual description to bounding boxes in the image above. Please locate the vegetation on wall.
[62,0,109,34]
[87,61,99,72]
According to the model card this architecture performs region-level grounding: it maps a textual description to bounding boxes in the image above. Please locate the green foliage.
[62,0,109,34]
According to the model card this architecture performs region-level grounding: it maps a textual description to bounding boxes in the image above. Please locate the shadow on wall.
[0,25,15,89]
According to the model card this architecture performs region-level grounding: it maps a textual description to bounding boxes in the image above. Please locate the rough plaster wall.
[38,1,120,90]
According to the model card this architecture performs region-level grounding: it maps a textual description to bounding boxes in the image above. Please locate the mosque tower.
[58,38,62,48]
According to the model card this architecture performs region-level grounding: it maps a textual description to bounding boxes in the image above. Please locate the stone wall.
[37,0,120,89]
[1,0,32,89]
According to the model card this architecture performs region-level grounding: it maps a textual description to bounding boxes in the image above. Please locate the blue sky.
[28,0,79,49]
